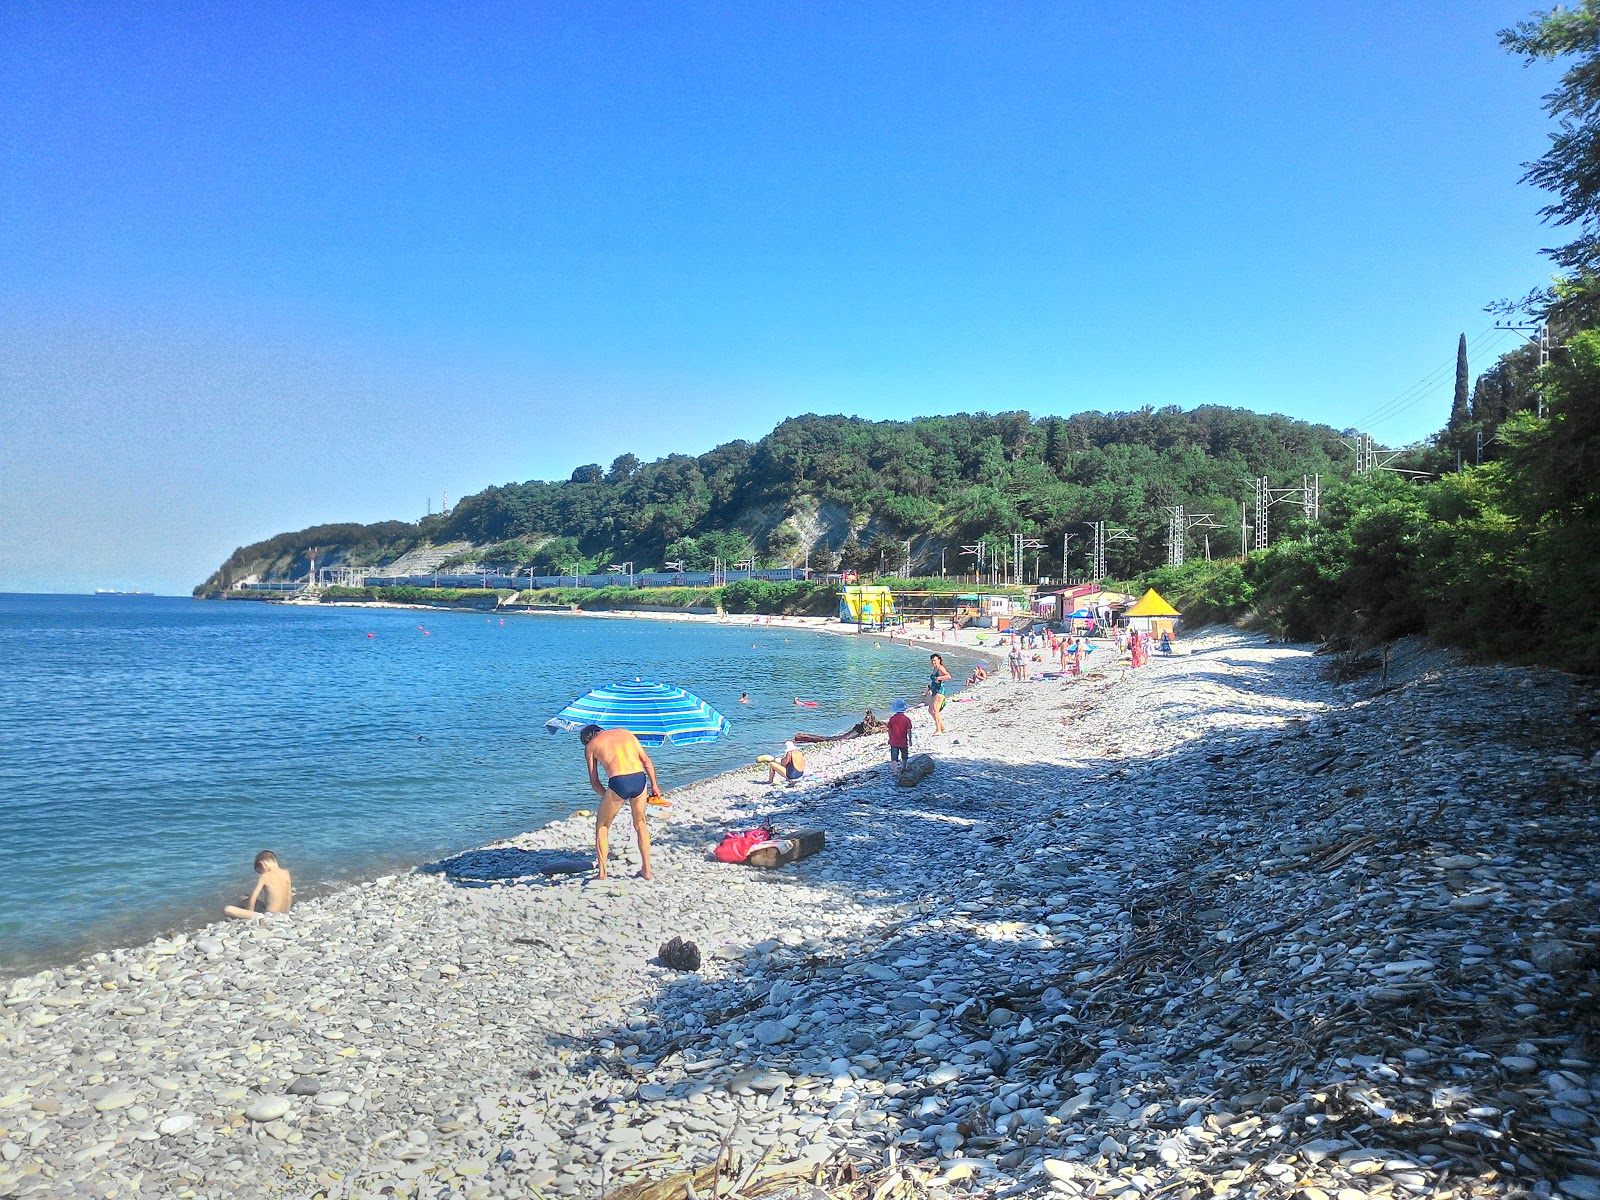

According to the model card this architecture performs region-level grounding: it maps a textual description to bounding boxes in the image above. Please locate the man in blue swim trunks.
[580,725,662,880]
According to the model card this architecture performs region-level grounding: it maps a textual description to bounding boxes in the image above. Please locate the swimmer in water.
[739,692,750,704]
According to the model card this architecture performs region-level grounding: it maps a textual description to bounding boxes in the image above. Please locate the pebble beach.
[3,629,1599,1200]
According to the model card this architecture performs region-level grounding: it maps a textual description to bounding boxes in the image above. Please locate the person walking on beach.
[223,851,293,919]
[926,653,951,733]
[580,725,661,881]
[886,700,913,776]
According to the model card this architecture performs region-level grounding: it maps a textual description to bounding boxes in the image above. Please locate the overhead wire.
[1347,320,1502,431]
[1366,326,1520,431]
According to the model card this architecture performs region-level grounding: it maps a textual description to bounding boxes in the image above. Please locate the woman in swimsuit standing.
[926,653,952,733]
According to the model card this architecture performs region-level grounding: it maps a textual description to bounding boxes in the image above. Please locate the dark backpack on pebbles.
[658,936,701,972]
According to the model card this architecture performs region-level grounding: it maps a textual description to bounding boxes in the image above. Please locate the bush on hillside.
[720,580,839,615]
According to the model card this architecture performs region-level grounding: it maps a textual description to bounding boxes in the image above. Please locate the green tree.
[1449,332,1471,458]
[1501,2,1600,277]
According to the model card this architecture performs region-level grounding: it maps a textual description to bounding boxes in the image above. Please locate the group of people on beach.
[574,652,953,881]
[223,623,1169,906]
[225,650,960,901]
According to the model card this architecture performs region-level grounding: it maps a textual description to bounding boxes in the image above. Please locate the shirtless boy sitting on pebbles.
[223,850,292,919]
[580,725,662,881]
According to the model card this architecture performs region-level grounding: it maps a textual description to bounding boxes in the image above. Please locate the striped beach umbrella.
[544,678,731,747]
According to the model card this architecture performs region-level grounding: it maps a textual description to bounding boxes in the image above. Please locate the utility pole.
[1166,505,1220,568]
[1019,537,1045,583]
[1341,433,1427,479]
[1244,475,1325,552]
[960,542,984,584]
[1085,520,1133,581]
[1062,531,1079,582]
[1495,319,1553,418]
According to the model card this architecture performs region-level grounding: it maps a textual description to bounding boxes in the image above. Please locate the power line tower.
[1302,474,1320,523]
[1340,433,1430,478]
[1061,531,1080,581]
[1167,505,1222,567]
[960,542,984,582]
[1245,476,1322,552]
[1496,319,1552,418]
[1018,536,1046,582]
[1085,520,1135,581]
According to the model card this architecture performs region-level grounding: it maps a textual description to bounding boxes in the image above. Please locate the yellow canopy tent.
[1123,588,1181,637]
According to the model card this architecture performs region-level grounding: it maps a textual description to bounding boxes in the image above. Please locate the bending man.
[580,725,660,881]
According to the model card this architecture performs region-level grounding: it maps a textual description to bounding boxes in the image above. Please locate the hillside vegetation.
[196,406,1351,594]
[1128,4,1600,675]
[200,9,1600,675]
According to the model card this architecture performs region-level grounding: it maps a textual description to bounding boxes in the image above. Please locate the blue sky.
[0,1,1564,593]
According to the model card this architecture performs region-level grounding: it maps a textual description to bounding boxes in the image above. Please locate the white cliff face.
[2,629,1597,1200]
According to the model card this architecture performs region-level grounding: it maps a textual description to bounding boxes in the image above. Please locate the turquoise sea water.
[0,594,972,975]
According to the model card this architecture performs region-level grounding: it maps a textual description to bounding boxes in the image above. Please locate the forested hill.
[196,406,1351,593]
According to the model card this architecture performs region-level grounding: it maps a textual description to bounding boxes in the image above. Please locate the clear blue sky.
[0,1,1563,593]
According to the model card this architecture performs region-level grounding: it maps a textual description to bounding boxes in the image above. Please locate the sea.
[0,593,973,976]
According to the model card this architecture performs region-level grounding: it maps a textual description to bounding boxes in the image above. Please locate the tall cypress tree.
[1449,333,1471,439]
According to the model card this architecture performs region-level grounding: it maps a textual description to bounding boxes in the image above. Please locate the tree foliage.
[203,406,1352,593]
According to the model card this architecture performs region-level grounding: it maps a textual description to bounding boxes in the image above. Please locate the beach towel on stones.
[897,753,935,787]
[745,828,825,869]
[420,847,592,885]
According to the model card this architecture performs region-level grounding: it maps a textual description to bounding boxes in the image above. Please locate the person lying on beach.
[765,741,806,785]
[223,850,293,919]
[580,725,661,881]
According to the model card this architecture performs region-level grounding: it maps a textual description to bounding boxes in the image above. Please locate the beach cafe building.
[1036,583,1098,625]
[1122,588,1182,638]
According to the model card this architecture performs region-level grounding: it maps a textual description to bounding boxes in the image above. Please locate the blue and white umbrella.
[544,678,731,747]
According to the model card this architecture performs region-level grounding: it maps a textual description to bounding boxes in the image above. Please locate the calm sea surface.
[0,594,972,975]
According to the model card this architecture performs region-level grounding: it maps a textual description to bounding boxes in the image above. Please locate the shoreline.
[10,629,1590,1200]
[2,611,998,981]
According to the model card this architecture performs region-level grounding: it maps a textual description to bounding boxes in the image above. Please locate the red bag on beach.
[715,828,775,864]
